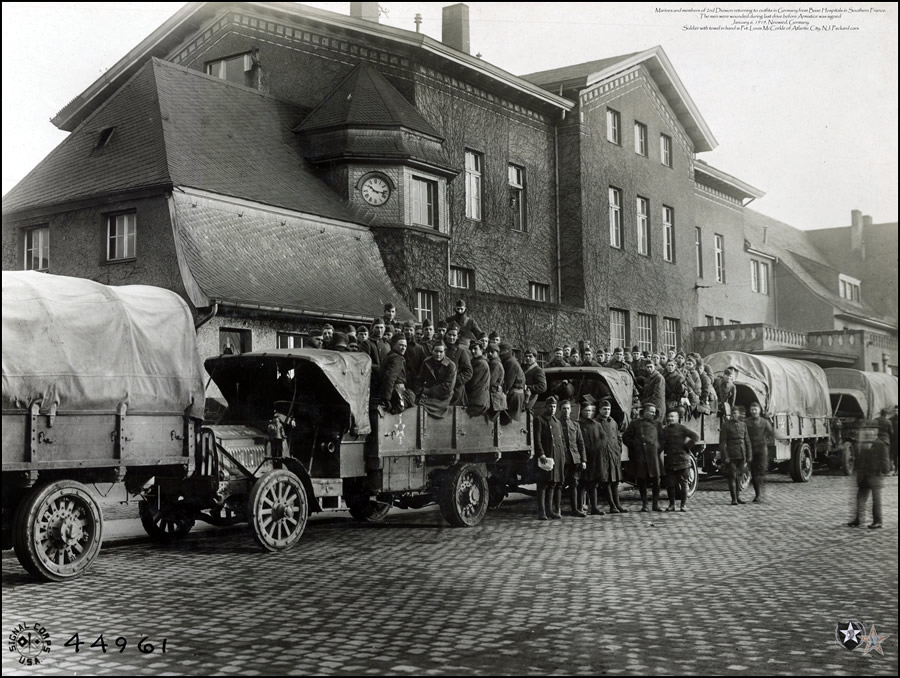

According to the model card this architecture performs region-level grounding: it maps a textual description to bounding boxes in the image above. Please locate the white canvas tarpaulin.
[825,368,898,420]
[2,271,205,417]
[704,351,831,418]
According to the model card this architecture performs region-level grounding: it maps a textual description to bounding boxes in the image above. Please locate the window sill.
[102,257,137,266]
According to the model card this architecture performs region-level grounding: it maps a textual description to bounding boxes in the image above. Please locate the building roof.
[296,64,441,137]
[744,209,895,327]
[51,2,573,133]
[521,46,717,153]
[3,59,367,224]
[171,190,410,321]
[694,160,765,202]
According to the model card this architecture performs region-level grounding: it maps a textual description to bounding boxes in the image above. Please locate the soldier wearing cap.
[321,323,335,349]
[383,323,395,345]
[641,361,665,422]
[523,347,547,411]
[382,303,397,328]
[417,343,457,418]
[488,331,501,352]
[567,348,581,367]
[465,340,491,417]
[486,344,507,419]
[578,395,606,515]
[660,408,699,512]
[714,367,738,416]
[623,402,663,512]
[377,334,415,414]
[421,318,435,351]
[357,325,369,345]
[596,397,627,513]
[402,320,428,393]
[499,342,526,423]
[559,399,587,516]
[849,421,892,529]
[445,299,482,337]
[308,330,324,349]
[607,347,631,373]
[581,347,599,367]
[414,324,424,343]
[475,330,489,352]
[360,318,387,370]
[547,347,567,368]
[596,348,608,366]
[435,319,448,346]
[534,395,565,520]
[719,405,753,505]
[443,321,473,406]
[330,331,350,352]
[745,401,774,502]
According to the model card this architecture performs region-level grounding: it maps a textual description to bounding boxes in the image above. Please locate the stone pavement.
[3,473,897,676]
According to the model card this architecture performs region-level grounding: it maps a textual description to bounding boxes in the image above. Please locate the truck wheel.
[790,442,814,483]
[686,455,700,498]
[439,464,489,527]
[13,480,104,582]
[248,469,308,551]
[139,487,195,541]
[840,442,855,476]
[348,500,391,523]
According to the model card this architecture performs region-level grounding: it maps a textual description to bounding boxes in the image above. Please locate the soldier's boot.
[665,483,677,511]
[549,485,563,519]
[679,481,689,511]
[611,483,628,513]
[537,483,548,521]
[727,478,738,505]
[735,479,745,505]
[751,475,762,502]
[589,486,604,515]
[638,482,649,512]
[651,482,662,512]
[570,486,587,517]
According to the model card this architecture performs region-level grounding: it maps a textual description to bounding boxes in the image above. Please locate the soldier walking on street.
[623,403,663,512]
[745,402,774,502]
[720,405,752,505]
[848,425,892,529]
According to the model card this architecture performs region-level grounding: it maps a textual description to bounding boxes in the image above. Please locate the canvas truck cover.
[825,368,898,420]
[544,366,635,424]
[704,351,831,418]
[2,271,205,417]
[205,349,373,435]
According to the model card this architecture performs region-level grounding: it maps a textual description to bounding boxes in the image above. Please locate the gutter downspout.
[554,109,564,303]
[195,302,218,330]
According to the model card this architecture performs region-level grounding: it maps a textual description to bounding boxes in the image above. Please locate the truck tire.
[790,442,814,483]
[438,463,489,527]
[139,487,195,541]
[248,469,308,552]
[13,480,104,582]
[687,455,700,498]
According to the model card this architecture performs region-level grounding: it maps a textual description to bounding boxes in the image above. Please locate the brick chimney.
[350,2,380,23]
[850,209,863,253]
[442,4,470,54]
[860,214,872,260]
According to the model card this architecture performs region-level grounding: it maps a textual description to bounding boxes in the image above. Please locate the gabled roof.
[694,160,765,202]
[171,191,410,321]
[296,64,440,137]
[521,46,717,153]
[51,2,572,133]
[4,59,367,224]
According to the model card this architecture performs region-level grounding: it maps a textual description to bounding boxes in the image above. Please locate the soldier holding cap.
[534,395,566,520]
[623,402,663,512]
[719,405,752,505]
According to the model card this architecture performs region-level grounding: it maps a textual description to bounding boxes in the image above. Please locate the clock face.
[361,176,391,206]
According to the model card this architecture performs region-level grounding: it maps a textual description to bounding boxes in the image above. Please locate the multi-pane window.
[107,212,136,261]
[714,233,725,283]
[411,177,438,228]
[449,266,473,290]
[839,275,861,302]
[607,108,621,144]
[636,313,654,353]
[660,134,673,167]
[220,328,251,355]
[537,352,548,368]
[662,318,679,352]
[715,317,724,326]
[277,332,306,349]
[750,259,770,295]
[662,206,674,262]
[609,187,623,248]
[205,53,255,87]
[704,315,715,326]
[610,309,628,349]
[24,226,50,271]
[695,227,703,278]
[508,164,526,231]
[529,282,549,302]
[414,289,437,323]
[634,121,647,156]
[636,197,650,256]
[464,150,483,221]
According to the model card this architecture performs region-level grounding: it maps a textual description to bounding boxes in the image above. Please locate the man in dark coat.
[444,299,482,337]
[420,318,435,352]
[443,322,473,407]
[535,396,566,520]
[417,343,457,418]
[523,347,547,411]
[581,347,600,367]
[623,402,662,512]
[596,398,627,513]
[559,399,587,516]
[402,320,428,393]
[465,341,491,417]
[360,318,388,369]
[607,347,632,373]
[382,303,397,328]
[376,335,415,414]
[641,362,666,422]
[660,409,699,512]
[499,342,526,423]
[546,347,567,368]
[745,401,774,502]
[849,426,892,528]
[663,360,686,412]
[719,405,752,505]
[579,396,605,515]
[486,344,507,420]
[714,367,737,416]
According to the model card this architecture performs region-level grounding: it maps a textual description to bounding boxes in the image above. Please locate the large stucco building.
[3,2,896,374]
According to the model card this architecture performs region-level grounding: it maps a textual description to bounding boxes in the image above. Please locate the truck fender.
[278,457,322,514]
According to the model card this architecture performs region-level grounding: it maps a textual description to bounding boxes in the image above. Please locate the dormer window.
[839,274,861,302]
[92,126,116,155]
[205,52,256,88]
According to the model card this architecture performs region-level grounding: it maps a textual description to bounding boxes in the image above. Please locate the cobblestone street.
[3,473,897,676]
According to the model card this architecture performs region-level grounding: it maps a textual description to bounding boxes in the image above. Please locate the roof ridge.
[149,56,299,105]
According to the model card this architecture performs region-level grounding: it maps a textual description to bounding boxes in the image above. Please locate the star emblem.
[840,623,861,644]
[393,421,406,441]
[834,619,866,650]
[860,625,889,657]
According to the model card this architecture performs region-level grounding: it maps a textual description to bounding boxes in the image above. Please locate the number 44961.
[64,634,167,654]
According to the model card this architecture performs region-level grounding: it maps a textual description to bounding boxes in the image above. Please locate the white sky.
[2,1,897,230]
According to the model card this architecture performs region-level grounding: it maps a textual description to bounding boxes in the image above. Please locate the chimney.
[850,209,863,252]
[860,214,872,260]
[350,2,380,23]
[442,4,470,54]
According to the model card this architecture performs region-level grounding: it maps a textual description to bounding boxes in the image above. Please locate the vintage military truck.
[146,348,534,551]
[2,272,205,581]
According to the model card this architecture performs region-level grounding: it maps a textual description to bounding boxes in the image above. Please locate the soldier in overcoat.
[578,396,604,516]
[660,409,699,512]
[443,323,473,406]
[417,344,457,418]
[486,344,507,420]
[500,342,526,423]
[745,401,774,502]
[522,347,547,411]
[465,340,491,417]
[849,426,892,529]
[641,362,666,422]
[559,399,587,516]
[534,396,566,520]
[719,405,753,505]
[623,402,663,512]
